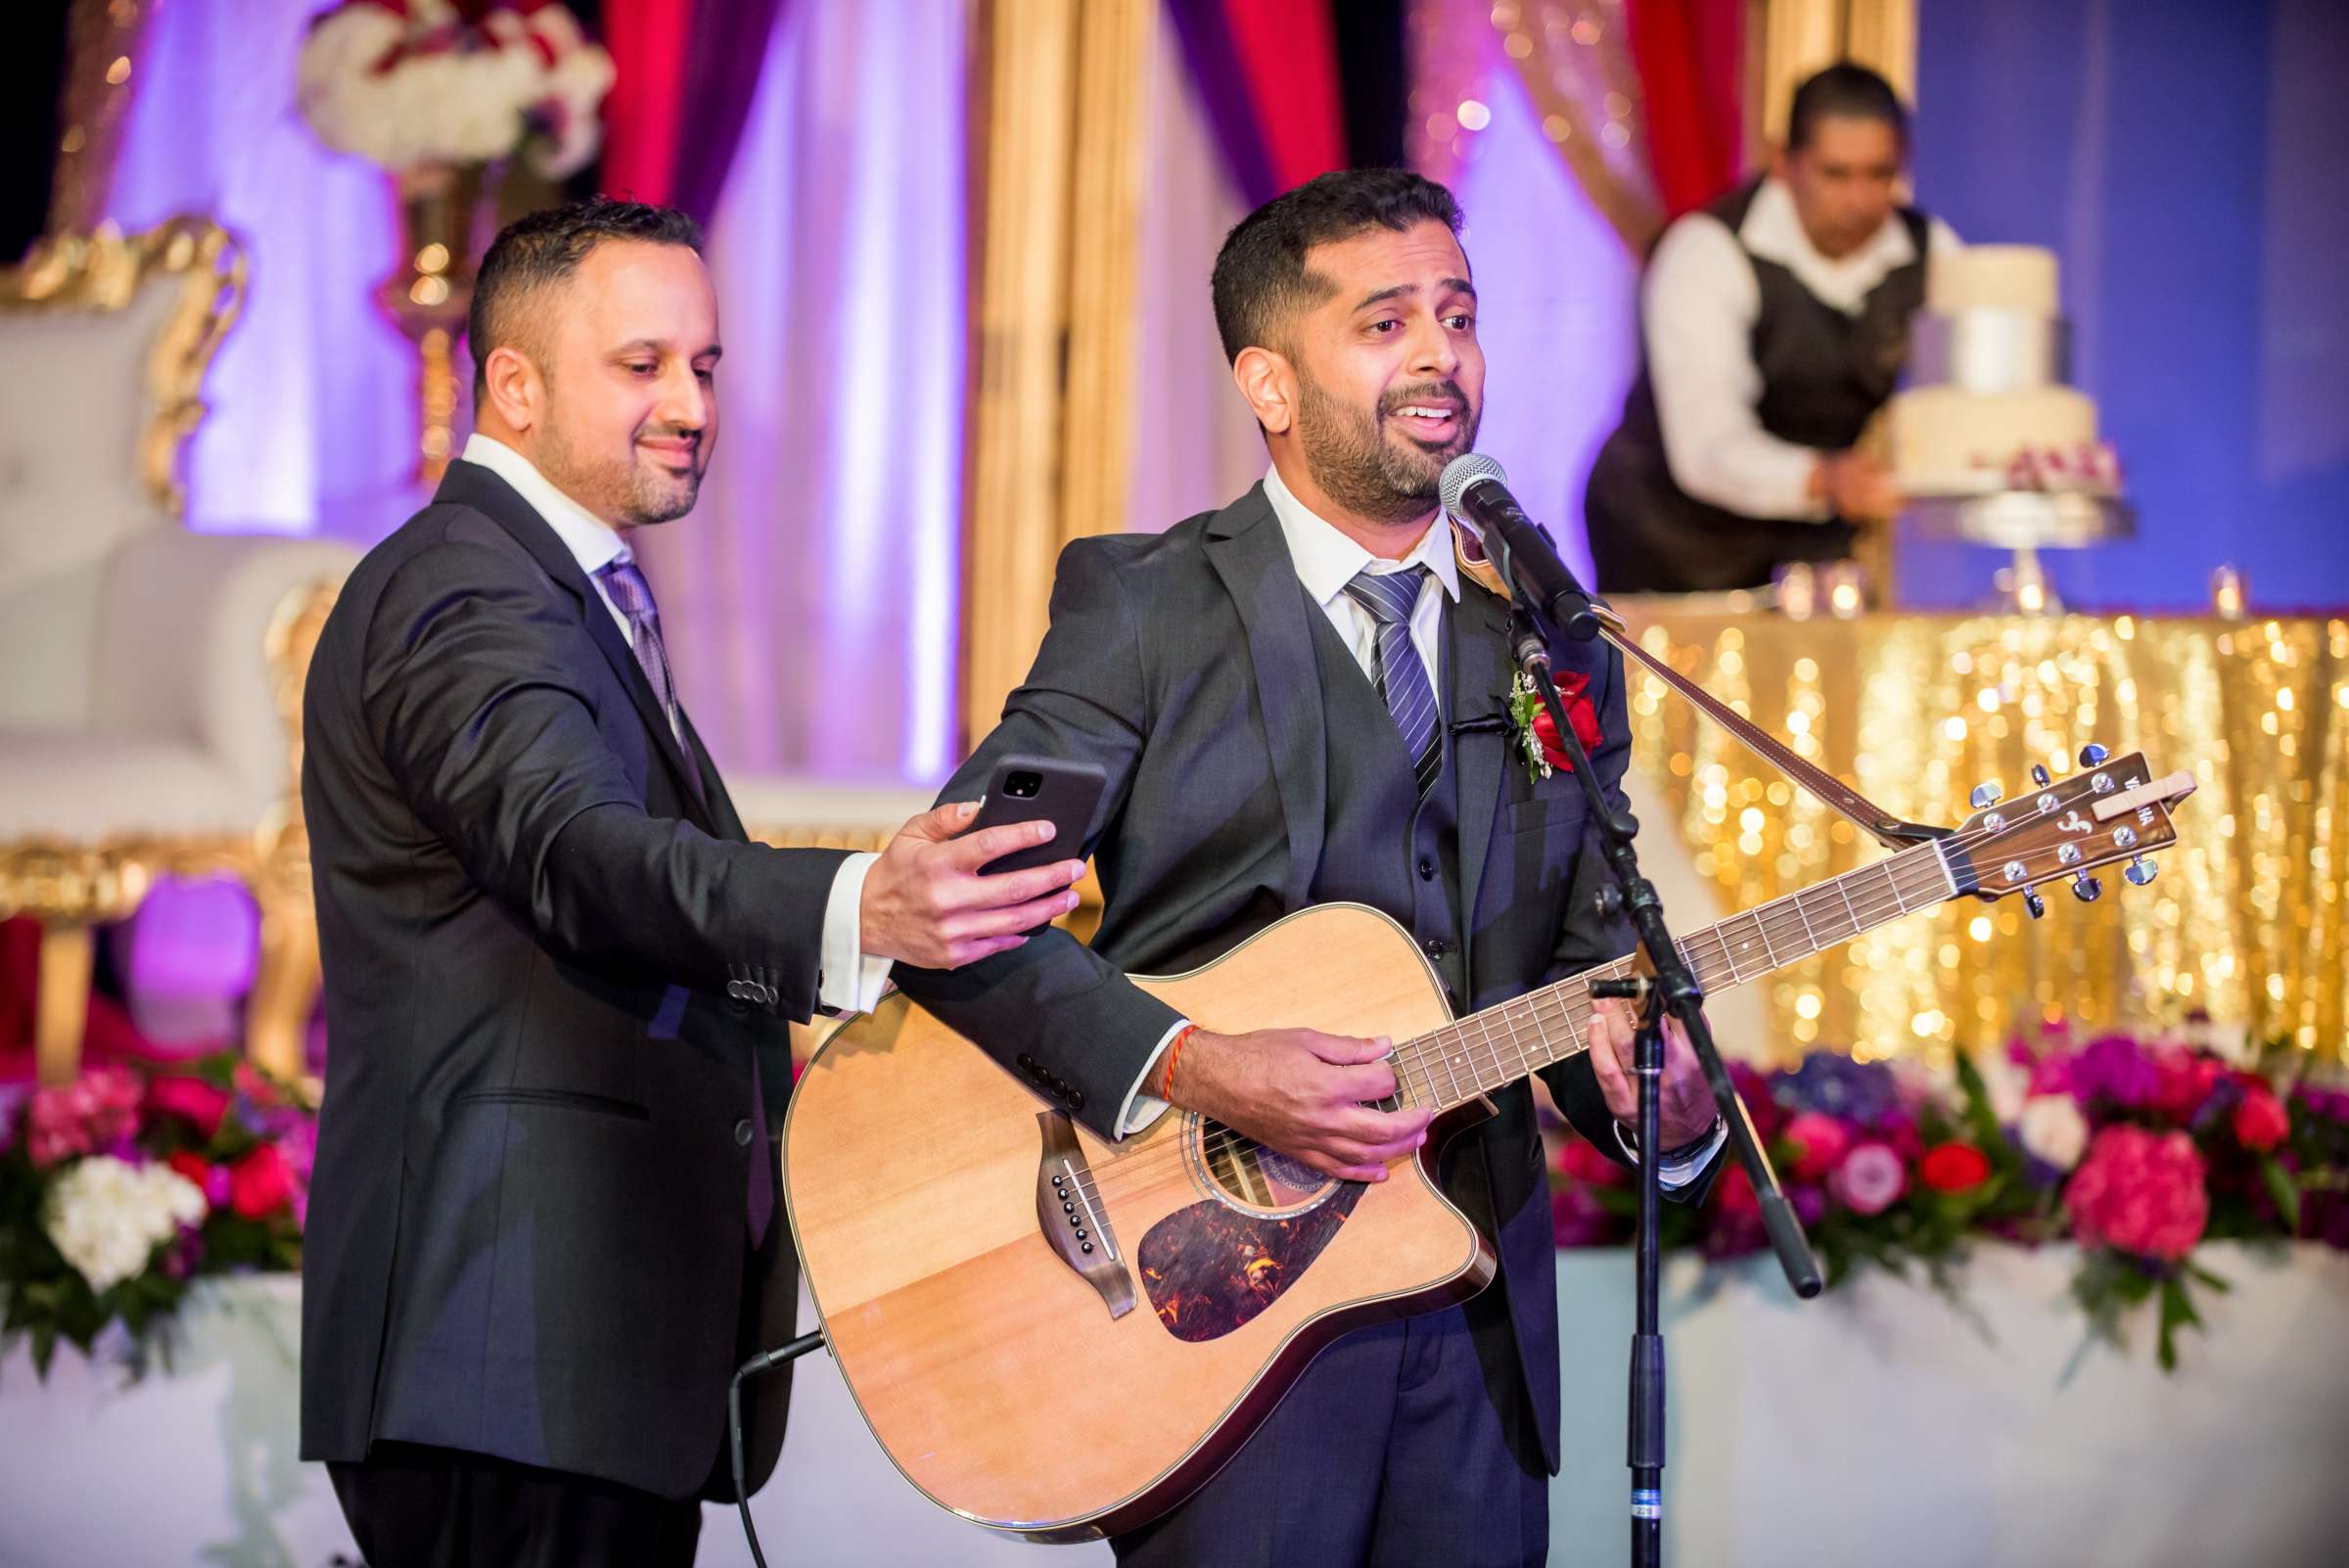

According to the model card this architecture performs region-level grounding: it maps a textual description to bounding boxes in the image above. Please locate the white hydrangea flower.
[42,1156,206,1295]
[2016,1094,2090,1172]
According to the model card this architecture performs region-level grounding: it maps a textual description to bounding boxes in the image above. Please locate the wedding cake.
[1888,246,2117,495]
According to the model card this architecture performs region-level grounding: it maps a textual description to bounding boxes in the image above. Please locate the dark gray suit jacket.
[299,460,832,1499]
[895,484,1712,1472]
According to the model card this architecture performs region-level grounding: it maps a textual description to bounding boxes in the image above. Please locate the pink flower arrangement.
[1546,1025,2348,1369]
[24,1067,142,1169]
[2,1053,316,1379]
[2066,1127,2209,1261]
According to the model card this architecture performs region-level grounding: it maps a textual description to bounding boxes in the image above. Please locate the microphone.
[1439,453,1605,642]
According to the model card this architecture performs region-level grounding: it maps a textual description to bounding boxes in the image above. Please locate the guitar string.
[1076,816,2081,1202]
[1051,794,2156,1204]
[1066,841,1967,1202]
[1085,841,1991,1198]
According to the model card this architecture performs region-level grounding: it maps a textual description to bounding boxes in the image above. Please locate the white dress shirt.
[459,435,890,1015]
[1120,467,1721,1181]
[1643,176,1961,521]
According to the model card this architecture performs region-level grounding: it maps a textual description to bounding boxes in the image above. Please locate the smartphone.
[964,755,1107,877]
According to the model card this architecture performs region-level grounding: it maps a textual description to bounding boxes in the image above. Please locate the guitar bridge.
[1036,1113,1134,1319]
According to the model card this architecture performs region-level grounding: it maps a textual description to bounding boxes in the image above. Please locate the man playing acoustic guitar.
[894,169,1726,1567]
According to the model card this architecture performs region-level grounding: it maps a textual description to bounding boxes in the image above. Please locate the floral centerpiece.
[0,1057,315,1378]
[296,0,616,481]
[297,0,614,180]
[1550,1023,2349,1368]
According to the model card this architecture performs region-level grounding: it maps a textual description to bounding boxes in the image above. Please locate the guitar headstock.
[1941,748,2195,911]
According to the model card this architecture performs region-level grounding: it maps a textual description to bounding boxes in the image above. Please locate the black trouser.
[1111,1295,1550,1568]
[328,1440,703,1568]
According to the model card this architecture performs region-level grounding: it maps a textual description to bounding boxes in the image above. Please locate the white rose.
[1973,1049,2029,1126]
[2016,1094,2090,1172]
[43,1156,207,1295]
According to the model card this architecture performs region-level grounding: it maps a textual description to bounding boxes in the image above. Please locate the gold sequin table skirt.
[1613,604,2349,1065]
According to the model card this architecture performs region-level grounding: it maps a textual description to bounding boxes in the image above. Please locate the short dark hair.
[467,198,705,402]
[1786,63,1909,152]
[1210,169,1463,365]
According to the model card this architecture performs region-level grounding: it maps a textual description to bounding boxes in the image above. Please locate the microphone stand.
[1487,530,1820,1568]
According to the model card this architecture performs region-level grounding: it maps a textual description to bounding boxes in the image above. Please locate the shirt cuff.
[1114,1017,1193,1138]
[1613,1118,1727,1189]
[816,852,893,1015]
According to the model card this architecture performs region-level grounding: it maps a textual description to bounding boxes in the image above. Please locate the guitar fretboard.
[1390,838,1959,1113]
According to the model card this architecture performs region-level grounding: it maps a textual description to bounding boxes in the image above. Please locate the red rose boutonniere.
[1505,668,1602,782]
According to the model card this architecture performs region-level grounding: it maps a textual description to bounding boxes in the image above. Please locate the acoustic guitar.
[783,752,2193,1541]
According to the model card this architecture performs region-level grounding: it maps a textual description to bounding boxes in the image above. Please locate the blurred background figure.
[1584,64,1958,593]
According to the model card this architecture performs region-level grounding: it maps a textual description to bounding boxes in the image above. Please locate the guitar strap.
[1454,527,1938,851]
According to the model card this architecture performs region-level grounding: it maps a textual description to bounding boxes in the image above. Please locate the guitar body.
[782,903,1496,1541]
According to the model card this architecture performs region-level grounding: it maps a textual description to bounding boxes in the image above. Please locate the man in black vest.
[894,170,1725,1568]
[1587,63,1959,593]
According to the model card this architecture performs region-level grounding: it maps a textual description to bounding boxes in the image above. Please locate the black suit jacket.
[894,484,1714,1474]
[298,460,840,1499]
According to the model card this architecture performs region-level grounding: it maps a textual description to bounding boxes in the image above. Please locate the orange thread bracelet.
[1160,1025,1197,1101]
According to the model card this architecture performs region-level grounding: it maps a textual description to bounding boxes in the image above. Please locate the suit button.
[1422,938,1452,959]
[726,981,749,1000]
[1067,1089,1084,1112]
[733,1119,755,1147]
[1417,856,1437,881]
[1018,1054,1036,1071]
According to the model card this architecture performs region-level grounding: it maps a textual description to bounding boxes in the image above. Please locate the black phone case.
[965,756,1107,876]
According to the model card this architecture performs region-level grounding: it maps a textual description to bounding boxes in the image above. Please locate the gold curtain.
[959,0,1155,746]
[1616,605,2349,1065]
[45,0,159,237]
[1745,0,1916,163]
[1408,0,1664,253]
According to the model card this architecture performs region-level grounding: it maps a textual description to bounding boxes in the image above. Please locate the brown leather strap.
[1596,616,1919,849]
[1450,523,1918,848]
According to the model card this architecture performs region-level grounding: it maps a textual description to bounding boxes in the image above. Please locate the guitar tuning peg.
[2070,872,2103,902]
[2079,743,2110,768]
[2022,889,2047,919]
[1969,782,2003,808]
[2031,763,2053,787]
[2124,856,2158,887]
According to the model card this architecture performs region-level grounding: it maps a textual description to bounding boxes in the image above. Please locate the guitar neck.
[1396,837,1961,1114]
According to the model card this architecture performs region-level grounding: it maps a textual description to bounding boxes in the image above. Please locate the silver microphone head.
[1439,453,1508,530]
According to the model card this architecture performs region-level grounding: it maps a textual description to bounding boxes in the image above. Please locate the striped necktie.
[1343,565,1442,800]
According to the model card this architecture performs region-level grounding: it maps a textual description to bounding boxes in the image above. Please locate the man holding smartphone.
[299,200,1082,1568]
[891,170,1724,1567]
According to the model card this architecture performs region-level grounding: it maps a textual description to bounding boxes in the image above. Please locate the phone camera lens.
[1006,771,1042,799]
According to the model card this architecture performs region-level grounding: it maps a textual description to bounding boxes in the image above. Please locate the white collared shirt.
[458,434,888,1016]
[1118,468,1722,1182]
[1643,176,1961,520]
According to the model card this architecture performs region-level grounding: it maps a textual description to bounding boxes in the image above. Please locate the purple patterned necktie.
[598,558,769,1240]
[596,559,682,741]
[1344,565,1443,800]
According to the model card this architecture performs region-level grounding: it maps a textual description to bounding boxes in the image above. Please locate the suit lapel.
[678,709,747,844]
[1449,578,1514,966]
[1203,485,1326,911]
[436,461,719,835]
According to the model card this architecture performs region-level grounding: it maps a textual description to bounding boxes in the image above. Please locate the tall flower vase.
[377,162,498,485]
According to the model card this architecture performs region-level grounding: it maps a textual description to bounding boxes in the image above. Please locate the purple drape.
[668,0,790,224]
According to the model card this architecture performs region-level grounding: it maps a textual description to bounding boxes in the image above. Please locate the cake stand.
[1899,489,2135,612]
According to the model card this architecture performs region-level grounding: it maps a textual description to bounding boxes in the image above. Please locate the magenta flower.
[1828,1142,1909,1215]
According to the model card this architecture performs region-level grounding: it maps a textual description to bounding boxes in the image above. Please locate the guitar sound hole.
[1195,1119,1332,1213]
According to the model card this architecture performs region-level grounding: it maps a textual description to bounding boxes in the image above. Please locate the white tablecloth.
[4,1246,2345,1567]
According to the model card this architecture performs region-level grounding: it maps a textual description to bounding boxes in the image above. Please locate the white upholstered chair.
[0,218,358,1084]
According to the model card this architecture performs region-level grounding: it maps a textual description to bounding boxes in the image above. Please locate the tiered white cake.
[1888,247,2114,495]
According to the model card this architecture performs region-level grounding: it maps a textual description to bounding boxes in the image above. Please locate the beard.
[1295,372,1480,527]
[536,408,707,528]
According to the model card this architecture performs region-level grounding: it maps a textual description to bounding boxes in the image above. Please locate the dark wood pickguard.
[1135,1184,1365,1342]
